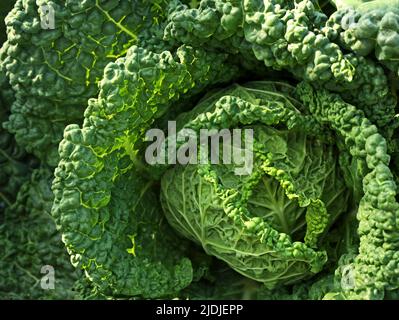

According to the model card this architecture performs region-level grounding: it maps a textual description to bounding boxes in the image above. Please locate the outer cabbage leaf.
[326,1,399,80]
[163,0,397,135]
[51,44,239,297]
[297,82,399,299]
[0,52,35,212]
[1,0,172,166]
[0,168,79,299]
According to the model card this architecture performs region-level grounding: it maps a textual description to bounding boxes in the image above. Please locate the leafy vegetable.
[1,0,399,300]
[0,168,80,299]
[0,35,34,213]
[51,44,238,298]
[160,82,350,288]
[1,0,172,166]
[326,0,399,80]
[163,0,397,133]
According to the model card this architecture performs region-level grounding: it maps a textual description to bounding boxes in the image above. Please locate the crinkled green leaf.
[52,44,239,297]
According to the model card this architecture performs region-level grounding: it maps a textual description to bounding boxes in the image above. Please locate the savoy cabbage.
[1,0,399,300]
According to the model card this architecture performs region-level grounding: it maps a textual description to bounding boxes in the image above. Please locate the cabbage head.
[160,81,351,289]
